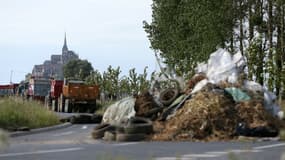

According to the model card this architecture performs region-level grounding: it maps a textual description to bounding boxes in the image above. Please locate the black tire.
[92,123,114,139]
[143,107,164,117]
[115,125,125,134]
[71,114,94,124]
[159,88,179,106]
[116,133,147,142]
[124,117,153,134]
[92,114,103,123]
[135,102,152,113]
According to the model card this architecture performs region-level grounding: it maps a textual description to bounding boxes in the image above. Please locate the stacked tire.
[116,117,153,142]
[91,117,153,142]
[92,123,115,139]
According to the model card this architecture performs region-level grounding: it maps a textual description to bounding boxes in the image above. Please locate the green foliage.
[63,59,94,80]
[0,97,60,130]
[102,66,121,99]
[144,0,234,77]
[144,0,285,96]
[85,70,102,85]
[85,66,151,100]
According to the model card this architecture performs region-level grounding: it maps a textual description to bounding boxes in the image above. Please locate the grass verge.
[0,97,60,130]
[0,129,8,150]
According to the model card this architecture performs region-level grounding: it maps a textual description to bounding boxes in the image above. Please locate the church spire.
[62,32,68,53]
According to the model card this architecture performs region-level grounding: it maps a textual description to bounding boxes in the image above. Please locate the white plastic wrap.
[243,80,264,92]
[263,91,282,118]
[195,48,245,85]
[102,97,136,125]
[191,79,209,94]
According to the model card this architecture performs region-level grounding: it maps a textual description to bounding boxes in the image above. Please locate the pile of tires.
[159,88,179,106]
[116,117,153,142]
[92,123,115,139]
[91,117,153,142]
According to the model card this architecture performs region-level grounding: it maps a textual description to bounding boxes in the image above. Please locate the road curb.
[9,122,72,137]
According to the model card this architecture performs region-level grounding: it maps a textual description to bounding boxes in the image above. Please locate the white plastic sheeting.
[196,49,245,84]
[102,97,136,125]
[193,48,283,119]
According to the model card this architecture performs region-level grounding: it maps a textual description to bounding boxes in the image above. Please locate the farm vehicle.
[47,79,100,113]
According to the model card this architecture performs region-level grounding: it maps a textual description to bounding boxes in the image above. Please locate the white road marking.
[0,147,84,157]
[82,125,88,129]
[156,143,284,160]
[228,149,262,153]
[205,151,228,155]
[112,142,139,146]
[254,143,285,150]
[183,153,219,158]
[156,157,192,160]
[53,131,74,137]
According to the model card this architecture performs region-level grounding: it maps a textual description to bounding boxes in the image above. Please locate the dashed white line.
[112,142,139,146]
[183,153,219,158]
[0,147,84,157]
[254,143,285,150]
[229,149,262,153]
[53,131,74,137]
[156,157,192,160]
[205,151,228,155]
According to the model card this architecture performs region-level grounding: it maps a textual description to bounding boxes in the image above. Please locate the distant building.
[32,33,79,80]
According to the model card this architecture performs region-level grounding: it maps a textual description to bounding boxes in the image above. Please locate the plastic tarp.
[225,87,251,102]
[243,80,264,92]
[191,79,209,94]
[102,97,136,125]
[196,48,245,84]
[263,91,283,118]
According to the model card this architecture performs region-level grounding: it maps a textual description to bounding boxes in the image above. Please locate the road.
[0,124,285,160]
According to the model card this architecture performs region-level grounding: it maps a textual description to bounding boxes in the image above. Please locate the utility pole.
[10,70,13,84]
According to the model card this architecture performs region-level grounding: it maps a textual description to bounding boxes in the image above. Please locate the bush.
[0,97,60,130]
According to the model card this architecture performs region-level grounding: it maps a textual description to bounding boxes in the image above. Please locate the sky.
[0,0,156,84]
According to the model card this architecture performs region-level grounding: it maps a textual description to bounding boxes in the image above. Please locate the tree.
[102,66,121,100]
[144,0,234,77]
[85,70,102,85]
[63,59,94,80]
[145,0,285,97]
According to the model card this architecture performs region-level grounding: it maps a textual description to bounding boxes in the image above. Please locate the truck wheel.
[59,94,65,112]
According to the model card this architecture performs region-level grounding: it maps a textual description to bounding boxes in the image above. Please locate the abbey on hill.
[32,34,79,79]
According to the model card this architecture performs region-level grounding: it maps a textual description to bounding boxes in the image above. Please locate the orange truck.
[49,79,99,113]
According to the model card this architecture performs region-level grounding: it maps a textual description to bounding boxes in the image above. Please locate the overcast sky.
[0,0,156,84]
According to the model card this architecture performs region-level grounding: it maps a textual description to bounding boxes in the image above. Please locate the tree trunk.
[239,1,244,56]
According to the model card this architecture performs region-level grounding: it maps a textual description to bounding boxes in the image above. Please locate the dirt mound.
[134,91,159,118]
[152,89,282,141]
[236,101,282,129]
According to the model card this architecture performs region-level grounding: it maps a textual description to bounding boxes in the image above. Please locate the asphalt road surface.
[1,124,285,160]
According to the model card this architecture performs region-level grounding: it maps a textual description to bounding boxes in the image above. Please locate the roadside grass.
[0,97,60,130]
[0,129,8,150]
